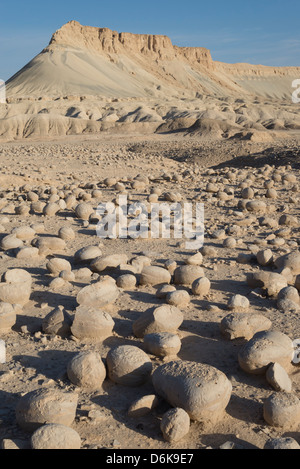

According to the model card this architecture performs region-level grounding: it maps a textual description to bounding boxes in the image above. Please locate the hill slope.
[6,20,300,100]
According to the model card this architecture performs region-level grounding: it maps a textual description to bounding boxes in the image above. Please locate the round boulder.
[16,388,78,432]
[152,361,232,424]
[238,330,294,375]
[67,352,106,391]
[263,392,300,430]
[132,305,183,338]
[71,306,114,342]
[106,345,152,387]
[31,424,81,450]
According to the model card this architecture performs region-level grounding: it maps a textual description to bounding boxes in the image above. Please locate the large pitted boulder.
[106,345,152,386]
[220,313,272,341]
[16,388,78,432]
[139,266,171,286]
[67,352,106,390]
[238,331,294,375]
[152,361,232,424]
[31,424,81,450]
[263,392,300,430]
[76,277,119,308]
[132,305,183,338]
[0,269,32,305]
[71,306,114,341]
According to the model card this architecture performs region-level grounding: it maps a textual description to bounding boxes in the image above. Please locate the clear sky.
[0,0,299,81]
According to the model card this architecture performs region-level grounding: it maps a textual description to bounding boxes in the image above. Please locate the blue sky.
[0,0,299,80]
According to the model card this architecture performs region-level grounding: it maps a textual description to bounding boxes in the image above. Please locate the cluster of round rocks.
[0,162,300,449]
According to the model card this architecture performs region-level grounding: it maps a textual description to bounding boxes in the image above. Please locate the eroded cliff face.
[5,20,300,101]
[49,20,214,68]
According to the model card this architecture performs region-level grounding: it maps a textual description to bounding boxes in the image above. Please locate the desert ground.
[0,21,300,451]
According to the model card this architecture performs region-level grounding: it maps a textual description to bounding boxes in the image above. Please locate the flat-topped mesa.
[49,20,214,68]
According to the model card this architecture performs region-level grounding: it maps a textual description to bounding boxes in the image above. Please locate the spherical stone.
[116,274,137,289]
[242,187,254,199]
[257,249,273,267]
[160,408,190,443]
[266,188,277,199]
[74,268,92,281]
[156,284,176,299]
[71,306,114,341]
[227,294,250,312]
[67,352,106,390]
[11,226,36,241]
[59,270,75,282]
[0,280,31,305]
[74,245,102,263]
[15,246,40,260]
[201,245,217,257]
[152,361,232,424]
[74,203,94,220]
[277,286,300,304]
[0,234,24,250]
[191,277,211,297]
[166,290,190,307]
[3,268,32,285]
[144,332,181,357]
[223,237,236,249]
[49,277,66,291]
[16,388,78,432]
[263,392,300,430]
[174,265,204,286]
[46,258,72,276]
[58,226,75,241]
[139,266,171,286]
[264,437,300,450]
[132,305,183,338]
[106,345,152,387]
[43,203,60,217]
[76,277,119,308]
[238,330,294,375]
[266,362,292,393]
[185,252,203,266]
[128,394,159,418]
[31,424,81,450]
